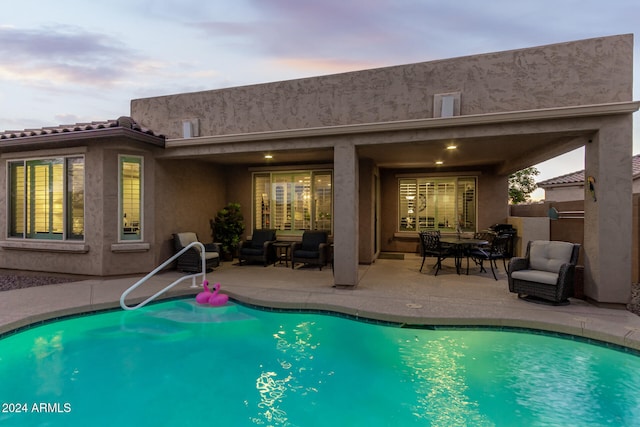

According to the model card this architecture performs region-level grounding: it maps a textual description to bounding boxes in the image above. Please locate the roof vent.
[433,92,461,118]
[182,119,199,138]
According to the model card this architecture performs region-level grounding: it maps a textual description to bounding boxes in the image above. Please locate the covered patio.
[135,34,638,305]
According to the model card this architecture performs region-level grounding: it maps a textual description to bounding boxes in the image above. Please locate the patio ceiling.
[162,102,639,173]
[163,130,590,175]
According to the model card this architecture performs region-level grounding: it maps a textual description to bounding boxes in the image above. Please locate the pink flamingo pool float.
[195,280,228,306]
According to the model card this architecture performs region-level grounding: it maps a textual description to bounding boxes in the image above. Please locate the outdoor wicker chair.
[173,232,220,273]
[508,240,580,305]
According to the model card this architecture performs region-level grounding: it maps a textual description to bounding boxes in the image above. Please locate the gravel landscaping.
[0,273,74,292]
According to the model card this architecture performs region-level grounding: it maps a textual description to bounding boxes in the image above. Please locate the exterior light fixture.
[446,144,457,150]
[435,160,444,165]
[264,154,273,159]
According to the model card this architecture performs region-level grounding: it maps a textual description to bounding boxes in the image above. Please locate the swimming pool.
[1,299,640,427]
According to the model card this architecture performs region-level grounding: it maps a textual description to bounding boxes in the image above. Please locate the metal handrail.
[120,241,207,310]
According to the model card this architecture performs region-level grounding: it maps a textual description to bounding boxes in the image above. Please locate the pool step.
[148,300,257,324]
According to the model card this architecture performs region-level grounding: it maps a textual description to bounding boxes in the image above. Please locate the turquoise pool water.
[1,299,640,427]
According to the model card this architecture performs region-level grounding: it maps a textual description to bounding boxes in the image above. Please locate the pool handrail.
[120,241,207,310]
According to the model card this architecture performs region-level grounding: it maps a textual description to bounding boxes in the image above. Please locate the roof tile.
[0,117,163,140]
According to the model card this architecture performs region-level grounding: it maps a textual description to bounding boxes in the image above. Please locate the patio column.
[333,141,359,287]
[583,116,633,303]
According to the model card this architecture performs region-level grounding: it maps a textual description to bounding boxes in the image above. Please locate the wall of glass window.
[398,177,476,233]
[8,157,84,240]
[253,170,332,233]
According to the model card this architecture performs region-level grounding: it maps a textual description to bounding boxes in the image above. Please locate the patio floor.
[2,254,640,351]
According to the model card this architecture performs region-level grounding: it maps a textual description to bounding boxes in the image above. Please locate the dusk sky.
[1,0,638,196]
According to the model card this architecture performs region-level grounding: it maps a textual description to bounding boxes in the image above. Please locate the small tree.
[509,167,540,204]
[211,202,245,258]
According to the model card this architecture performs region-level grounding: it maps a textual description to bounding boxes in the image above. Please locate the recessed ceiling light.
[264,154,273,159]
[435,160,444,165]
[446,144,457,150]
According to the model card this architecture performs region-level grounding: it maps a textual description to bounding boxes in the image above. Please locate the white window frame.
[398,176,477,233]
[118,155,144,242]
[7,155,85,241]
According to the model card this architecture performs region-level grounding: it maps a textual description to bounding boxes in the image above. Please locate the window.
[119,156,142,241]
[8,157,84,240]
[399,177,476,233]
[253,170,332,233]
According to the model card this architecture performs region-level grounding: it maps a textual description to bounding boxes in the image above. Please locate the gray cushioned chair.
[238,229,277,266]
[508,240,580,305]
[173,232,220,273]
[291,231,329,270]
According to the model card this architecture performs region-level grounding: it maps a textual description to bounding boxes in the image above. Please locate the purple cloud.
[0,25,141,85]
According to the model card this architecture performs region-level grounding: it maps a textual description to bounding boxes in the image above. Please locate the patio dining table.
[439,236,489,275]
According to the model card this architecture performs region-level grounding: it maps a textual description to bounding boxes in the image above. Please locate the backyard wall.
[510,198,639,283]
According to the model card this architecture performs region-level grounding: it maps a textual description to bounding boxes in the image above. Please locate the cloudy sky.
[1,0,638,194]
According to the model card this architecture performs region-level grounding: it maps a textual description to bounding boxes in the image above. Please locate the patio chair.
[419,231,452,276]
[508,240,580,305]
[466,233,511,280]
[238,229,277,266]
[291,230,329,270]
[472,231,495,248]
[173,232,220,273]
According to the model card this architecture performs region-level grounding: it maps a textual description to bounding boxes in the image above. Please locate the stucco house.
[539,154,640,202]
[0,34,638,305]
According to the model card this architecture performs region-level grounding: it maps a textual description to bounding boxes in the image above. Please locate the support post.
[333,142,359,287]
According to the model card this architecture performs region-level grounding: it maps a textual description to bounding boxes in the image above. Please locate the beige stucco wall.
[545,177,640,202]
[153,159,228,264]
[0,138,163,276]
[542,185,585,202]
[132,35,632,138]
[358,158,377,263]
[100,145,158,275]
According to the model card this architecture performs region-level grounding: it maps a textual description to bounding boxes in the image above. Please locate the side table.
[273,242,291,267]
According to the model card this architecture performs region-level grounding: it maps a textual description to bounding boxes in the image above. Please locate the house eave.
[0,127,165,152]
[538,182,585,189]
[166,101,640,148]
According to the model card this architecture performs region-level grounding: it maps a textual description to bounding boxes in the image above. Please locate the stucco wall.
[0,139,162,276]
[100,146,159,275]
[358,158,377,263]
[132,35,633,138]
[543,186,585,202]
[153,159,228,263]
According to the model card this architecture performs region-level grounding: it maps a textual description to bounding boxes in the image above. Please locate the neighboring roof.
[0,116,163,141]
[538,154,640,187]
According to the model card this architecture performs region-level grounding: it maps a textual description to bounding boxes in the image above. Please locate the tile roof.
[537,154,640,186]
[0,116,163,140]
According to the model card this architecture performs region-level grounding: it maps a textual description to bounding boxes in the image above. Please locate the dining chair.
[419,231,452,276]
[466,233,511,280]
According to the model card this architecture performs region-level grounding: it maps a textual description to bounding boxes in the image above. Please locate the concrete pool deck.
[2,254,640,351]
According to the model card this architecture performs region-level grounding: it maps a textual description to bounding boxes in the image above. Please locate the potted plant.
[211,202,245,261]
